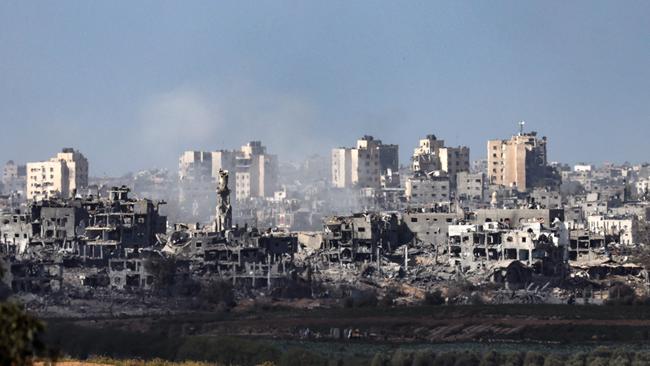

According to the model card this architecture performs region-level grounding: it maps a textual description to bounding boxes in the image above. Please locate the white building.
[26,148,88,201]
[587,215,639,245]
[331,136,382,189]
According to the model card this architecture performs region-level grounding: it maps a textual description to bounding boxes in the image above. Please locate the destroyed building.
[322,213,399,262]
[1,186,167,262]
[404,172,450,206]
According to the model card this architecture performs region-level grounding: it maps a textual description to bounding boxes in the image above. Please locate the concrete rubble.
[2,133,650,316]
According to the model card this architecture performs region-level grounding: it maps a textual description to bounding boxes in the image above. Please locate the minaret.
[215,169,232,233]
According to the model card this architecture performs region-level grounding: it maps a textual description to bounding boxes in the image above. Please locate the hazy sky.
[1,1,648,176]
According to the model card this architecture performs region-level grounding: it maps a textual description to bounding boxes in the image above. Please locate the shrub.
[201,280,235,307]
[424,290,445,306]
[390,349,413,366]
[379,287,400,307]
[340,290,378,308]
[606,283,636,306]
[0,302,46,366]
[523,352,544,366]
[278,347,327,366]
[370,352,389,366]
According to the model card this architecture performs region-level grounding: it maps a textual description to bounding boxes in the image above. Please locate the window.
[411,217,418,223]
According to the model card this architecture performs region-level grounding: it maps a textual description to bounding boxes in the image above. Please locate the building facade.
[404,174,451,205]
[331,136,393,189]
[411,134,469,185]
[487,130,556,192]
[26,148,88,201]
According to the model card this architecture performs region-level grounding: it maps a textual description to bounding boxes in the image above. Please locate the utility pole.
[404,245,408,272]
[267,253,271,291]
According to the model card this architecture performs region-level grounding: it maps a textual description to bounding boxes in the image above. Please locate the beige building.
[487,131,550,192]
[179,151,212,181]
[235,141,278,199]
[411,134,470,184]
[211,150,237,180]
[412,134,445,172]
[27,148,88,201]
[439,146,470,182]
[331,136,382,189]
[178,141,278,201]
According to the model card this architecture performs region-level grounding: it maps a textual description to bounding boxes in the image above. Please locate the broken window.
[518,250,529,261]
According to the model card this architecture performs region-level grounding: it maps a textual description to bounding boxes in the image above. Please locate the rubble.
[2,132,650,316]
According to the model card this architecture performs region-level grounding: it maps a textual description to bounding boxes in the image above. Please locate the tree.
[144,255,177,295]
[0,302,45,366]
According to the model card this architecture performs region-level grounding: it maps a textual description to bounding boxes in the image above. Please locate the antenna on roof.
[518,121,525,135]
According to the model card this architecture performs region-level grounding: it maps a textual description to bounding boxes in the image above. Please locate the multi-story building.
[457,172,485,202]
[54,148,89,194]
[235,141,278,199]
[331,148,353,188]
[487,128,557,192]
[178,151,215,219]
[26,148,88,201]
[2,160,26,194]
[404,173,450,205]
[331,136,394,189]
[210,150,237,181]
[178,141,278,205]
[587,215,639,245]
[411,134,469,185]
[438,146,470,184]
[412,134,445,173]
[179,151,212,181]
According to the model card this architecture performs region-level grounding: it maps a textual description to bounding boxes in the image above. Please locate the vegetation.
[52,347,650,366]
[200,280,235,308]
[143,255,178,295]
[341,290,379,308]
[423,290,445,306]
[0,302,46,366]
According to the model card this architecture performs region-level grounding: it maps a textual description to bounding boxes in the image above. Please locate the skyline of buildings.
[0,124,645,208]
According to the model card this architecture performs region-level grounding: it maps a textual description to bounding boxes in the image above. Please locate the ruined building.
[404,172,451,206]
[1,186,167,261]
[411,134,470,185]
[322,213,399,262]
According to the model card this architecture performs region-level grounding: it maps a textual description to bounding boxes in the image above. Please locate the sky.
[0,1,648,176]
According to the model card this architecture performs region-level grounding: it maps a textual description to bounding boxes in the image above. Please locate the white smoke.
[138,86,221,167]
[136,82,331,169]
